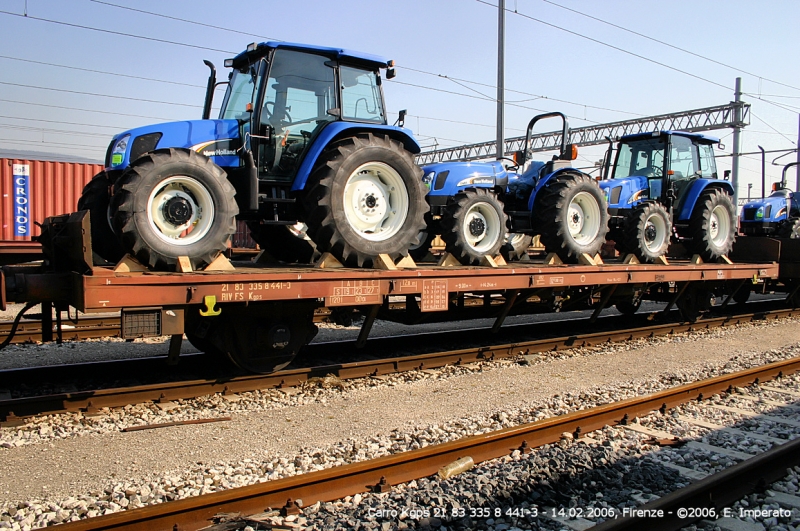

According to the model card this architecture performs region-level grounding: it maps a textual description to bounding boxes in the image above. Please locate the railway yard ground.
[0,304,799,530]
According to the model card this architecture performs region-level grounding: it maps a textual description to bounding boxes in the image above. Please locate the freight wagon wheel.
[615,298,641,316]
[303,132,428,267]
[77,171,126,265]
[778,218,800,238]
[184,302,318,374]
[440,188,507,265]
[533,171,610,263]
[501,233,533,261]
[247,221,320,263]
[619,202,671,263]
[676,284,715,322]
[110,148,238,271]
[685,188,736,261]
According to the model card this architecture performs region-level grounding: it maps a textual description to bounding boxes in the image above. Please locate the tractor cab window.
[340,66,385,123]
[258,49,336,179]
[668,135,697,181]
[221,67,258,121]
[613,138,665,179]
[697,143,717,178]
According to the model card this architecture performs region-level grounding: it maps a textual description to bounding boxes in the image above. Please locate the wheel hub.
[163,196,193,226]
[342,162,409,242]
[468,217,486,237]
[644,222,657,243]
[348,180,389,230]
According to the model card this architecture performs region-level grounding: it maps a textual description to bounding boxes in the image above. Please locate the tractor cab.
[740,162,800,237]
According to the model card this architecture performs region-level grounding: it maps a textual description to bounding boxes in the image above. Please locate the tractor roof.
[620,131,720,144]
[229,41,391,70]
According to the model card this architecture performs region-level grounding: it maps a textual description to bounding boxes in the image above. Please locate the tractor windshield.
[220,68,258,120]
[613,137,666,180]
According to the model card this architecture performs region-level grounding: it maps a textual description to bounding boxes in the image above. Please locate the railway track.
[44,354,800,531]
[1,306,798,424]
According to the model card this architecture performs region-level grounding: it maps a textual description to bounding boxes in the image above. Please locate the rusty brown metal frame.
[48,356,800,531]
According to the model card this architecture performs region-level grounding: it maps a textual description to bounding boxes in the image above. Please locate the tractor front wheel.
[779,218,800,238]
[619,201,671,263]
[440,188,507,265]
[111,148,238,271]
[501,233,533,261]
[685,188,736,261]
[303,133,428,267]
[533,171,609,262]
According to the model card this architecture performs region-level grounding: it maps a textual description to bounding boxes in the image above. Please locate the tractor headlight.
[110,134,130,167]
[756,206,764,219]
[422,171,435,189]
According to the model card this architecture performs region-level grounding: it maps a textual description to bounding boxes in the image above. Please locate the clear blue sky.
[1,0,798,198]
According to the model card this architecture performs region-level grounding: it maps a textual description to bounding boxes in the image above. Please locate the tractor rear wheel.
[440,188,506,265]
[501,233,533,261]
[110,148,238,271]
[77,171,126,265]
[685,188,736,261]
[303,133,428,268]
[248,222,319,264]
[779,218,800,238]
[619,201,671,263]
[533,171,609,263]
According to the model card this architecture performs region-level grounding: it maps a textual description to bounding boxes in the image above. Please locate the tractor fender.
[421,161,506,198]
[290,122,421,192]
[527,167,591,211]
[105,119,241,171]
[676,179,734,221]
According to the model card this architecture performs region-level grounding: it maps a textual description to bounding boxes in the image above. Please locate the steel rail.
[48,355,800,531]
[0,316,121,344]
[1,307,798,424]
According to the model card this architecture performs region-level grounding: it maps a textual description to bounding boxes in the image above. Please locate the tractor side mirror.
[513,150,526,166]
[723,170,731,181]
[386,68,396,80]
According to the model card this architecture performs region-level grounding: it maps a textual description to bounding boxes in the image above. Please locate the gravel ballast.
[0,316,799,529]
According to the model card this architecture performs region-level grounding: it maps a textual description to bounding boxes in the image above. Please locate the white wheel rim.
[709,204,730,247]
[343,162,409,242]
[462,201,503,253]
[567,191,601,245]
[643,212,668,252]
[147,176,215,246]
[507,233,526,246]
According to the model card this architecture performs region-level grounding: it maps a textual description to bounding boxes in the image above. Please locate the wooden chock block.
[592,253,604,265]
[622,254,640,265]
[689,254,703,265]
[437,253,462,267]
[480,255,499,268]
[543,253,563,266]
[717,255,733,265]
[176,256,193,273]
[374,254,397,271]
[204,253,235,272]
[577,253,597,266]
[493,254,508,266]
[114,254,148,273]
[655,255,670,266]
[395,255,418,268]
[315,252,344,269]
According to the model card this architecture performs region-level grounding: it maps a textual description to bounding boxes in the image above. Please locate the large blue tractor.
[79,42,428,271]
[599,131,736,263]
[418,112,609,265]
[739,162,800,238]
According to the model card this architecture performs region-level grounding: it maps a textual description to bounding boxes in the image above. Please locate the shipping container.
[0,158,103,243]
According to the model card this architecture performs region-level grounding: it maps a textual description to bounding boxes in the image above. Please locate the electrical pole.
[731,78,742,208]
[496,0,505,160]
[758,145,765,199]
[796,115,800,191]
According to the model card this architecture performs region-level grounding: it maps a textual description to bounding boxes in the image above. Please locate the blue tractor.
[79,42,429,271]
[739,162,800,238]
[599,131,736,263]
[418,112,609,265]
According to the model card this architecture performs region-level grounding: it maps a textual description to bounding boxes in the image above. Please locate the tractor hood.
[740,192,791,223]
[421,161,507,196]
[598,175,652,209]
[104,119,241,171]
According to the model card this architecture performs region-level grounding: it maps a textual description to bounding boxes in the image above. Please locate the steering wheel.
[634,166,662,178]
[263,101,292,124]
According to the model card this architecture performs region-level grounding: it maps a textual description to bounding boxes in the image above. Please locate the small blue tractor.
[739,162,800,238]
[599,131,736,263]
[79,42,428,271]
[77,42,430,373]
[418,112,609,265]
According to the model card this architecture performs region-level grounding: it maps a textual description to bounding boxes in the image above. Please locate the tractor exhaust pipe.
[202,60,216,120]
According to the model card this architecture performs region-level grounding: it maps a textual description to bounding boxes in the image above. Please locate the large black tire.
[778,218,800,238]
[77,171,126,265]
[533,171,610,263]
[110,148,238,270]
[247,222,319,264]
[440,188,507,265]
[408,213,438,262]
[501,233,533,261]
[685,188,736,261]
[303,133,428,268]
[618,201,671,263]
[615,298,641,315]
